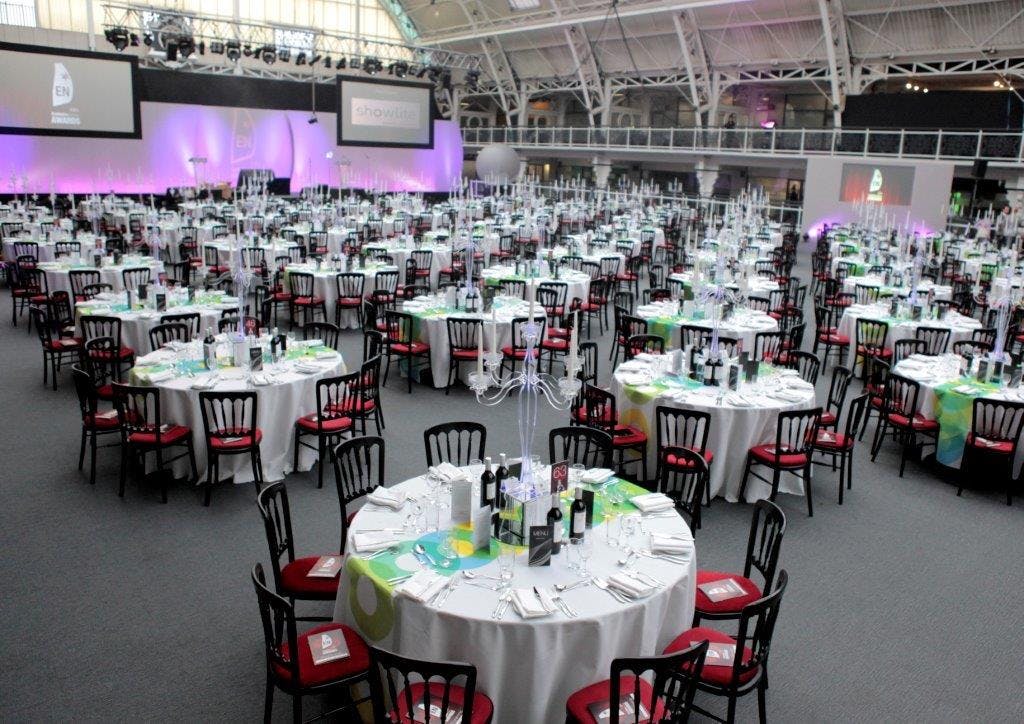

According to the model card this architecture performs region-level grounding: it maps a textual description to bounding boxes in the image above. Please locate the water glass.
[604,514,620,547]
[621,514,639,546]
[577,536,594,576]
[570,463,586,486]
[497,543,516,586]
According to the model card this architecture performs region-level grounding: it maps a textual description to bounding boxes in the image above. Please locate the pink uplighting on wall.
[0,102,463,194]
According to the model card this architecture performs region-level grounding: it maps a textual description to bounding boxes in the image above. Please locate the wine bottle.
[495,453,509,488]
[569,488,586,541]
[480,457,496,508]
[546,493,564,554]
[202,326,216,370]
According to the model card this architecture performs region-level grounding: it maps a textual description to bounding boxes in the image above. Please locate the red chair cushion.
[272,623,369,688]
[663,626,758,687]
[694,570,762,615]
[611,425,646,446]
[819,411,836,426]
[272,291,293,301]
[573,406,615,425]
[128,424,190,446]
[393,682,494,724]
[856,345,892,357]
[548,327,570,339]
[887,413,938,432]
[451,348,479,360]
[280,556,342,598]
[541,338,569,351]
[294,296,324,306]
[966,432,1012,454]
[297,414,354,433]
[502,346,528,359]
[209,429,263,449]
[97,384,114,401]
[45,338,82,351]
[749,443,808,467]
[814,429,852,450]
[90,346,136,361]
[390,341,429,354]
[565,676,665,724]
[336,296,362,307]
[663,447,714,467]
[817,332,849,345]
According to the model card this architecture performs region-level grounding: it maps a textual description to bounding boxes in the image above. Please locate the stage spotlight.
[166,43,178,62]
[226,40,241,61]
[210,40,225,54]
[105,27,130,52]
[277,47,290,63]
[243,44,253,57]
[350,57,362,70]
[905,81,912,89]
[416,65,429,78]
[308,115,318,125]
[336,57,346,69]
[261,46,277,64]
[465,69,479,89]
[129,33,140,47]
[296,52,307,66]
[441,70,452,91]
[310,54,322,66]
[323,55,332,68]
[178,37,195,59]
[394,61,408,78]
[426,65,441,82]
[197,41,205,55]
[364,57,382,74]
[143,33,153,47]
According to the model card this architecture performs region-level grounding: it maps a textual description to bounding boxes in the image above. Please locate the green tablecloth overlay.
[933,379,1000,468]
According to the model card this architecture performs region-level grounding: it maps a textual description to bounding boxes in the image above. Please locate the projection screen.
[337,77,433,148]
[0,43,140,139]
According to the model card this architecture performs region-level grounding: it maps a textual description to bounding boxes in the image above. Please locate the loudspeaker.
[267,177,290,195]
[972,160,988,178]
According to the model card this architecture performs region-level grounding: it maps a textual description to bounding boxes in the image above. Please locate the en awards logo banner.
[51,62,81,126]
[350,97,420,129]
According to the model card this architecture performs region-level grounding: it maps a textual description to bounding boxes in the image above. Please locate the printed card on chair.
[693,640,736,667]
[587,694,651,724]
[307,629,349,665]
[698,577,747,602]
[307,556,342,578]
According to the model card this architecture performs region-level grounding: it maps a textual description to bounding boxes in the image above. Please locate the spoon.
[463,570,501,581]
[413,543,437,567]
[554,578,591,592]
[593,577,629,603]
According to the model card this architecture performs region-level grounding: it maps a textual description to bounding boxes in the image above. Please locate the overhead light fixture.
[105,27,130,52]
[309,54,322,66]
[226,40,241,61]
[296,52,307,66]
[242,44,253,57]
[308,115,318,125]
[336,57,346,70]
[905,81,912,89]
[323,55,332,68]
[922,88,928,93]
[913,84,919,91]
[143,33,153,47]
[277,47,290,63]
[177,37,195,59]
[166,43,178,62]
[197,41,205,55]
[210,40,225,54]
[261,46,277,64]
[364,57,382,74]
[129,33,140,47]
[466,69,479,89]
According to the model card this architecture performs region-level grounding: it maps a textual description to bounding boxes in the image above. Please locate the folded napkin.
[395,570,447,602]
[630,493,674,513]
[314,351,336,360]
[251,373,271,386]
[293,363,322,374]
[726,393,754,407]
[351,531,400,553]
[295,338,322,348]
[429,462,470,483]
[607,572,657,599]
[139,368,176,384]
[511,588,553,619]
[953,384,977,395]
[651,534,691,555]
[367,486,408,510]
[135,350,175,366]
[191,376,217,390]
[619,373,651,387]
[582,468,615,485]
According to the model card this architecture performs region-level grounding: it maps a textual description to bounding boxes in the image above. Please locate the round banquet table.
[612,357,818,502]
[893,354,1024,476]
[127,340,345,484]
[363,241,453,287]
[39,257,164,296]
[400,295,547,389]
[634,301,779,353]
[479,265,591,307]
[837,303,981,368]
[283,262,399,329]
[74,290,239,354]
[333,473,696,724]
[842,275,952,301]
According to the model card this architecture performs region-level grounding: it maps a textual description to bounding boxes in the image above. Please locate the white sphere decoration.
[475,144,521,183]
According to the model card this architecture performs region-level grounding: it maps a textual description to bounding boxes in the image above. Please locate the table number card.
[451,477,473,525]
[889,298,899,318]
[472,505,491,552]
[249,346,263,372]
[137,284,148,301]
[528,525,553,566]
[910,305,922,322]
[550,460,569,494]
[308,629,350,666]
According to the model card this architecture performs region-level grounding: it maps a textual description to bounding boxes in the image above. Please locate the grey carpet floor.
[1,245,1022,723]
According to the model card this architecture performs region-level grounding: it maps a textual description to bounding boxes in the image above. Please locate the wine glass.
[497,542,515,587]
[577,536,594,576]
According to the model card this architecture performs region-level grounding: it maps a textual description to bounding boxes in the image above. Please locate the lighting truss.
[101,2,481,72]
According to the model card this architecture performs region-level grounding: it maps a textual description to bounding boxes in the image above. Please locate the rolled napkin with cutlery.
[582,468,615,485]
[511,588,553,618]
[366,486,408,510]
[395,570,448,602]
[351,531,401,553]
[630,492,675,513]
[607,572,657,599]
[650,534,692,555]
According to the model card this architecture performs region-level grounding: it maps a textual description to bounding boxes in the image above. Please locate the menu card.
[528,525,553,566]
[308,630,350,666]
[451,476,473,525]
[307,555,343,578]
[976,360,989,383]
[698,577,747,602]
[1010,365,1022,388]
[728,364,740,391]
[411,701,463,724]
[155,292,166,312]
[249,346,263,372]
[138,284,148,301]
[587,694,651,724]
[690,640,737,667]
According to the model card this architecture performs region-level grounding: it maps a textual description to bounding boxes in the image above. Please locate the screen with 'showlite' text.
[337,78,433,148]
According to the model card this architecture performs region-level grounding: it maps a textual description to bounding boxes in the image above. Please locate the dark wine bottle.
[202,326,216,370]
[546,493,564,554]
[495,453,509,488]
[569,488,587,541]
[480,457,496,508]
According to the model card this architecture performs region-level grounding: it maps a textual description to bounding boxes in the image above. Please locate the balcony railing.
[460,126,1024,164]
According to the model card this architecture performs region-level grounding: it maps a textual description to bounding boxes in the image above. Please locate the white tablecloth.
[134,346,345,484]
[634,302,779,354]
[612,359,818,502]
[333,474,696,724]
[842,275,952,301]
[837,304,981,367]
[39,258,164,296]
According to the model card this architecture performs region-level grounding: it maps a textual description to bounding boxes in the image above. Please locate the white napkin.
[293,363,322,374]
[607,572,656,599]
[251,373,271,386]
[582,468,615,485]
[619,373,651,387]
[511,588,553,619]
[351,531,400,553]
[140,368,175,384]
[191,376,217,390]
[630,493,674,513]
[314,351,336,360]
[395,570,447,602]
[651,534,691,555]
[367,486,408,510]
[429,462,470,483]
[135,350,175,366]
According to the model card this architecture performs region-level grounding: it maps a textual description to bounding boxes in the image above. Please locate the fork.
[593,577,629,603]
[434,576,459,608]
[495,592,513,620]
[490,592,510,619]
[549,590,578,618]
